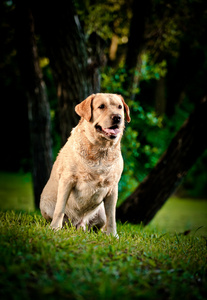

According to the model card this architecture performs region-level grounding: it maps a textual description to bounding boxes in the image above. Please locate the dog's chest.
[75,172,114,198]
[69,171,116,212]
[83,170,113,187]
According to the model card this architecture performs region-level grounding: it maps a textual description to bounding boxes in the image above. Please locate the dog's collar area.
[95,124,120,139]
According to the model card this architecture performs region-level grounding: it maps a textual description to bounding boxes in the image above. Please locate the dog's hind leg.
[40,199,56,221]
[88,202,106,231]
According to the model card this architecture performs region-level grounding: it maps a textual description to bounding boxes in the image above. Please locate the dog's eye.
[99,104,105,109]
[118,105,122,109]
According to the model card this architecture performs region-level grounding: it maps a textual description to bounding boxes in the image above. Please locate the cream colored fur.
[40,93,130,236]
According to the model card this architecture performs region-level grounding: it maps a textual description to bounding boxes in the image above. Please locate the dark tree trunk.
[125,0,150,71]
[15,2,53,208]
[166,41,205,116]
[155,77,166,116]
[117,97,207,225]
[124,0,151,97]
[32,0,100,145]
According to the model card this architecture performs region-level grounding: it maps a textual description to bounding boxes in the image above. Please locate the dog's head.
[75,93,130,141]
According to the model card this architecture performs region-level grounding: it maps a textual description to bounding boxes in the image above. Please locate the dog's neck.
[72,120,121,161]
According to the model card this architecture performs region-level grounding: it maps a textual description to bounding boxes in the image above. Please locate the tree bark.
[15,2,53,208]
[117,96,207,225]
[124,0,151,98]
[166,41,205,116]
[32,0,99,145]
[155,77,166,116]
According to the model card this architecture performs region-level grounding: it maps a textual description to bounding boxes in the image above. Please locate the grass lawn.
[0,211,207,300]
[0,172,207,299]
[151,197,207,236]
[0,172,34,211]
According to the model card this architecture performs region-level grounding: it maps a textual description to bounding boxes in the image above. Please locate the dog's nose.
[111,114,122,123]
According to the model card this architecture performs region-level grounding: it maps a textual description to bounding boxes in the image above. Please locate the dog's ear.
[75,94,96,122]
[117,95,131,123]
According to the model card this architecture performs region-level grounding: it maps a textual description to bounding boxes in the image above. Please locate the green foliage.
[140,53,167,80]
[0,210,206,300]
[101,63,169,200]
[147,8,182,59]
[119,101,164,200]
[75,0,132,41]
[101,65,128,95]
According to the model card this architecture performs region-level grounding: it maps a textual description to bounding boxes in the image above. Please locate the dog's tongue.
[103,128,120,136]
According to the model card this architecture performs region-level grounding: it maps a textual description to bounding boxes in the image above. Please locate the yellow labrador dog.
[40,93,130,236]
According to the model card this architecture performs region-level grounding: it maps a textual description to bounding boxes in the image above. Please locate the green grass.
[0,172,34,211]
[151,197,207,236]
[0,172,207,299]
[0,211,206,300]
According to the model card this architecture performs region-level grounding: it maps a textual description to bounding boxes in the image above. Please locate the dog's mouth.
[95,124,121,139]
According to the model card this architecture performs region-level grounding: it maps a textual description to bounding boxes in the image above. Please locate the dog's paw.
[105,230,119,239]
[50,225,62,231]
[76,221,86,231]
[114,233,119,239]
[50,221,62,231]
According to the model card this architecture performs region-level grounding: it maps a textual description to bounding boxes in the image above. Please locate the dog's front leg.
[104,186,118,237]
[50,177,73,230]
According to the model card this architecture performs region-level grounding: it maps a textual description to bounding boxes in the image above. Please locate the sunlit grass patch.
[0,211,206,300]
[0,172,34,211]
[151,196,207,236]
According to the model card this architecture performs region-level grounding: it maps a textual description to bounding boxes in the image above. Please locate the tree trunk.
[15,2,53,208]
[124,0,151,98]
[166,41,205,116]
[155,77,166,116]
[117,97,207,225]
[32,0,99,145]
